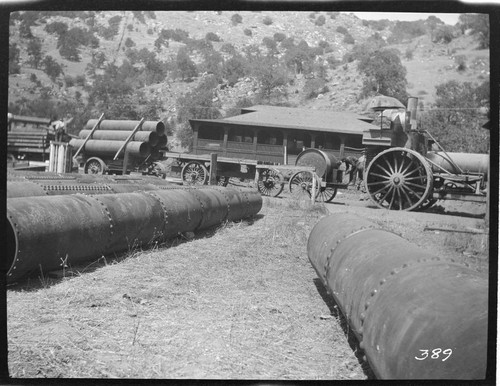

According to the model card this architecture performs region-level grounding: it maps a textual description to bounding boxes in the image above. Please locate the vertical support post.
[283,132,288,165]
[254,167,260,186]
[57,143,65,172]
[209,153,218,185]
[339,135,346,159]
[122,148,130,175]
[49,142,55,172]
[311,172,317,204]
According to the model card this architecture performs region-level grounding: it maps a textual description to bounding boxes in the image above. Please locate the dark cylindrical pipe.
[7,187,262,282]
[69,139,151,157]
[307,213,488,380]
[85,119,166,136]
[78,129,159,146]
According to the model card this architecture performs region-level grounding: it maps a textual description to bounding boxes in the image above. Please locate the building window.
[228,127,254,143]
[257,129,283,145]
[323,134,341,150]
[198,125,224,141]
[345,135,363,148]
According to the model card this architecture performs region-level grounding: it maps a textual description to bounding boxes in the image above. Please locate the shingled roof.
[190,105,376,135]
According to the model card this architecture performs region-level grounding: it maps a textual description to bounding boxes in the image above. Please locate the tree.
[175,48,197,81]
[358,49,408,103]
[254,57,289,102]
[419,80,489,153]
[175,76,223,149]
[9,43,21,74]
[222,55,247,86]
[42,55,63,81]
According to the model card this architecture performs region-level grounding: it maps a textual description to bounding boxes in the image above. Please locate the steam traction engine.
[363,97,489,211]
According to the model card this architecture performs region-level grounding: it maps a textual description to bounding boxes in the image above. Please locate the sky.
[350,12,461,25]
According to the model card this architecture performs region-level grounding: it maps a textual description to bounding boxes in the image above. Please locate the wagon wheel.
[257,168,284,197]
[84,157,107,175]
[181,161,208,186]
[289,171,320,199]
[317,186,337,203]
[216,176,230,187]
[365,147,433,211]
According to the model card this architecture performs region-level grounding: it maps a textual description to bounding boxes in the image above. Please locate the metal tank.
[6,187,262,283]
[295,148,341,179]
[307,213,488,380]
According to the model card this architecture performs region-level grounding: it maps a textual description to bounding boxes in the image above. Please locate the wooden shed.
[189,105,376,165]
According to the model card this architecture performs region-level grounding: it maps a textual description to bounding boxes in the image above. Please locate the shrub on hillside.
[206,32,221,42]
[432,25,455,44]
[315,15,326,26]
[244,28,252,37]
[124,37,135,48]
[231,14,243,25]
[45,21,68,35]
[343,33,355,44]
[64,75,75,87]
[263,16,273,25]
[455,55,467,72]
[303,78,329,100]
[42,55,63,81]
[273,32,286,42]
[336,26,348,35]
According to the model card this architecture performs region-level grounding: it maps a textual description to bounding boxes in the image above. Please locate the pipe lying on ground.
[7,173,178,198]
[426,151,489,175]
[307,213,488,380]
[85,119,166,137]
[6,187,262,283]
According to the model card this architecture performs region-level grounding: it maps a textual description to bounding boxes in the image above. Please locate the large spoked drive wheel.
[181,161,208,185]
[257,168,284,197]
[317,186,337,203]
[365,147,433,211]
[84,157,107,175]
[289,171,320,199]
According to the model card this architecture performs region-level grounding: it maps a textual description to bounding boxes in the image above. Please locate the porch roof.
[190,105,376,135]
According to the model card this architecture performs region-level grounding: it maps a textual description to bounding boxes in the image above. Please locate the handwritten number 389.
[415,348,452,361]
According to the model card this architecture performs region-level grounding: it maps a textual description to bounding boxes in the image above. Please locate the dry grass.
[7,196,370,380]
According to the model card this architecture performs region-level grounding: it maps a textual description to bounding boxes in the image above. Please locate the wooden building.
[189,105,376,165]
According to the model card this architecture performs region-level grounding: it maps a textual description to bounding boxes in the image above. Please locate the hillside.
[8,10,490,142]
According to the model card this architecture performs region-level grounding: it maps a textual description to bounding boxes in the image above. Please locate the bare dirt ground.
[6,186,490,380]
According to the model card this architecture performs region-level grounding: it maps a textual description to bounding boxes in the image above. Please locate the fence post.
[209,153,218,185]
[311,171,317,204]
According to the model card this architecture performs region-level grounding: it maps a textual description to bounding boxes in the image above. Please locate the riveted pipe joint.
[307,213,488,380]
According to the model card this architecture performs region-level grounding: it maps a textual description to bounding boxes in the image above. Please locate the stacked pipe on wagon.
[6,182,262,283]
[307,213,488,379]
[69,119,168,163]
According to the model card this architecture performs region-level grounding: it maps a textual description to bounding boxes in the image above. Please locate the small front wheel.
[288,171,320,199]
[317,186,337,203]
[181,161,208,186]
[84,157,107,175]
[257,168,284,197]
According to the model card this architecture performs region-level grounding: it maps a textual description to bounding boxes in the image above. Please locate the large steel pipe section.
[79,129,159,146]
[426,151,489,175]
[6,187,262,282]
[69,139,150,157]
[307,213,488,380]
[85,119,166,136]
